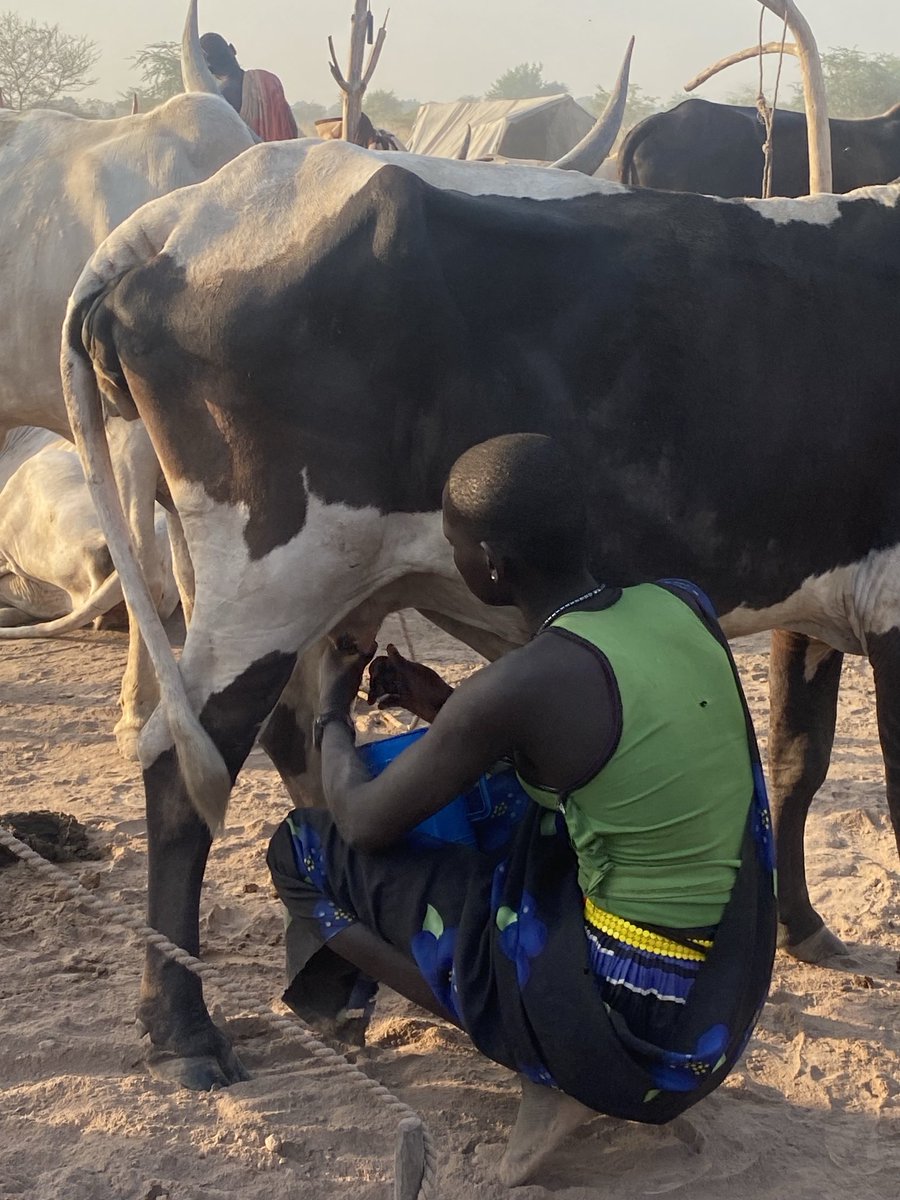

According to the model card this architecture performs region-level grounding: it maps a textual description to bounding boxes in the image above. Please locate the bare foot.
[499,1076,596,1187]
[669,1114,705,1155]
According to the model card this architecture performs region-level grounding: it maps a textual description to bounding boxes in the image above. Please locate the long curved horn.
[182,0,220,95]
[551,36,634,174]
[131,92,140,115]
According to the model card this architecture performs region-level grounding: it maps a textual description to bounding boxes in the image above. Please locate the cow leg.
[0,605,37,627]
[134,515,430,1088]
[418,607,518,662]
[260,605,391,807]
[258,641,326,807]
[116,629,159,760]
[768,629,850,961]
[165,509,195,624]
[139,649,299,1089]
[866,629,900,864]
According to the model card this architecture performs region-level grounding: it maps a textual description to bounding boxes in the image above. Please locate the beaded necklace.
[535,585,607,636]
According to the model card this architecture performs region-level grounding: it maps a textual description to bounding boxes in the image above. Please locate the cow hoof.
[93,601,130,631]
[147,1048,250,1091]
[778,924,850,964]
[114,723,142,762]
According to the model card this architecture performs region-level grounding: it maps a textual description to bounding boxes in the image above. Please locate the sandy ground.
[1,614,898,1200]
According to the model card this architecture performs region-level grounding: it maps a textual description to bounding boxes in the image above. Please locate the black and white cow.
[62,138,900,1088]
[617,96,900,198]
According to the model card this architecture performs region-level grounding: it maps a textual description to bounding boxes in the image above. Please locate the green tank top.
[518,584,753,929]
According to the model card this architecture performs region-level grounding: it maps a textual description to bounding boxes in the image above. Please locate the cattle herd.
[1,0,898,1138]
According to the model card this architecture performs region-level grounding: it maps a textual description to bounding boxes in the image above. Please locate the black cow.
[618,96,900,197]
[62,140,900,1089]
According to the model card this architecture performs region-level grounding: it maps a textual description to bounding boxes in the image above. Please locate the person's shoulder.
[466,634,577,706]
[246,67,285,87]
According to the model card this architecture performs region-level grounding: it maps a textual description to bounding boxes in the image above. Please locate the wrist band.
[313,709,355,750]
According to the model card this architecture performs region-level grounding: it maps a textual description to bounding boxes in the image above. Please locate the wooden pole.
[328,2,390,145]
[394,1116,425,1200]
[756,0,832,192]
[344,0,367,145]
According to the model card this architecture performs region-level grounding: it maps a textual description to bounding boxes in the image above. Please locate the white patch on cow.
[739,183,900,227]
[720,543,900,655]
[803,638,838,684]
[138,477,454,766]
[70,138,627,300]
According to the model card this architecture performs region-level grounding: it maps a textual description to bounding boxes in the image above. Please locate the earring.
[490,568,499,583]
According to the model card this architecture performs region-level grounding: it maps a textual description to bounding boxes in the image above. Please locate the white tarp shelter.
[407,93,596,162]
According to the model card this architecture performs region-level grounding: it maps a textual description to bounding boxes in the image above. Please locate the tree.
[486,63,568,101]
[584,83,665,133]
[364,88,419,136]
[45,94,132,119]
[129,41,182,110]
[0,11,99,110]
[790,46,900,118]
[725,85,765,108]
[292,98,329,136]
[721,83,800,111]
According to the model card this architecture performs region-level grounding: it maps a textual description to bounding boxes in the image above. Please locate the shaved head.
[446,433,589,576]
[200,33,240,77]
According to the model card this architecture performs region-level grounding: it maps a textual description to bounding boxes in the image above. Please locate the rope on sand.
[0,822,436,1200]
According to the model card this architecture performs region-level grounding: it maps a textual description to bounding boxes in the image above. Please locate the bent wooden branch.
[684,42,800,93]
[328,2,391,145]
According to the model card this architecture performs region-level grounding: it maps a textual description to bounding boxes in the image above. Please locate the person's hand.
[366,644,453,723]
[319,634,377,715]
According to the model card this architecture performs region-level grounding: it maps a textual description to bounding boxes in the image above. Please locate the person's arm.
[318,641,516,852]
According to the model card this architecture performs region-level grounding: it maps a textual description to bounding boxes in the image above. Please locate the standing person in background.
[199,32,297,141]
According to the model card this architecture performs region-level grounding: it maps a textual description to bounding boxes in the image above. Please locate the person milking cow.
[267,434,776,1185]
[199,31,298,142]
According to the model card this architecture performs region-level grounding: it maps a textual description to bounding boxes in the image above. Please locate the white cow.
[0,428,178,631]
[0,0,254,754]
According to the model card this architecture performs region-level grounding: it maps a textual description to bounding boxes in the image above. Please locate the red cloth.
[240,69,298,142]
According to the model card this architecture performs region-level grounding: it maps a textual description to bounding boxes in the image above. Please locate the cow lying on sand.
[0,427,177,632]
[63,138,900,1090]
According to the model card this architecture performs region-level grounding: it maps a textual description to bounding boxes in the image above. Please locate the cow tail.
[616,117,653,185]
[0,571,124,638]
[60,292,232,835]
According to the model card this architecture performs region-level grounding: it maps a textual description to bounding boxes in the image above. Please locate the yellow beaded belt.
[584,897,712,963]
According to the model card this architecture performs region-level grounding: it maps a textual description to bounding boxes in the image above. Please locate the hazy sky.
[15,1,900,106]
